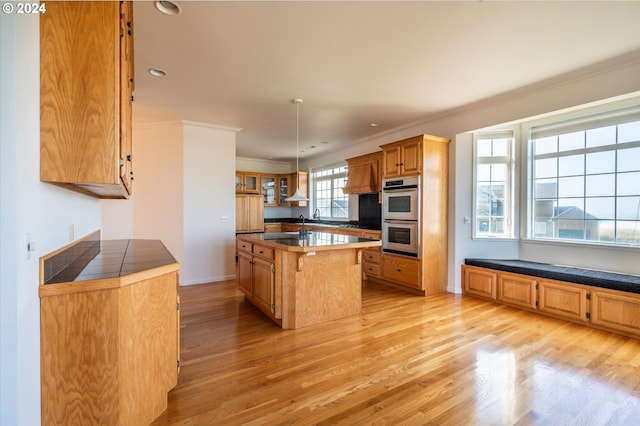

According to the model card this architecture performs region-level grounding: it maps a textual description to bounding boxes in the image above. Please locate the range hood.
[342,163,377,194]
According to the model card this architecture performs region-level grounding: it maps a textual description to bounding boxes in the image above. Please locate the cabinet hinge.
[119,158,124,166]
[272,266,275,273]
[120,28,123,37]
[586,312,591,320]
[176,360,180,368]
[586,293,591,300]
[535,283,539,290]
[535,300,539,307]
[176,302,180,310]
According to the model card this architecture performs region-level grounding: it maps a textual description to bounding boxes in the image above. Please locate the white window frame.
[311,163,349,220]
[525,105,640,247]
[472,129,516,239]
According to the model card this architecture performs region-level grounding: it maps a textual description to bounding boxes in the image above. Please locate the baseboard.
[180,274,237,286]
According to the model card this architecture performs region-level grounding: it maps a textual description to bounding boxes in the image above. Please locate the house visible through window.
[529,106,640,246]
[312,165,349,219]
[473,131,515,238]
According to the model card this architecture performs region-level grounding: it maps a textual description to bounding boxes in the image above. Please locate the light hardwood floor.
[151,280,640,425]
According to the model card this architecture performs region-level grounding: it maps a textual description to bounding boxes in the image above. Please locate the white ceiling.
[132,1,640,162]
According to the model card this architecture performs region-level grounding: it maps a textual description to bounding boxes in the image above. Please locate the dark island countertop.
[237,231,381,252]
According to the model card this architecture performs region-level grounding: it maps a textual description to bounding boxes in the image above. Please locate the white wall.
[1,13,103,425]
[132,122,184,262]
[183,122,238,284]
[300,52,640,293]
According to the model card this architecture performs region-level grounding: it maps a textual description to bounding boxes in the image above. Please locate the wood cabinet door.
[237,251,253,297]
[462,265,497,300]
[590,288,640,337]
[119,0,134,194]
[247,194,264,231]
[382,145,402,178]
[400,139,422,176]
[497,273,537,309]
[261,175,277,205]
[538,279,588,323]
[40,1,128,197]
[278,176,290,205]
[252,257,275,314]
[235,196,248,232]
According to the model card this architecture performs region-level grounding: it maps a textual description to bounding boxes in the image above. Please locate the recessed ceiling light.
[321,141,329,144]
[154,0,182,16]
[370,123,380,127]
[148,68,167,77]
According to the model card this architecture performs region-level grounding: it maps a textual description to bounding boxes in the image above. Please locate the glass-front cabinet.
[261,175,276,205]
[236,172,259,193]
[278,176,290,205]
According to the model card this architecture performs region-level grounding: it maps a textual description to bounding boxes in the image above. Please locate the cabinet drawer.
[363,263,381,277]
[237,240,252,254]
[252,244,274,260]
[363,249,381,264]
[382,255,420,288]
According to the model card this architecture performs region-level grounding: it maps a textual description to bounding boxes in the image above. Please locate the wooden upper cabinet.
[343,152,382,195]
[40,1,134,198]
[260,175,277,205]
[236,172,259,193]
[380,136,424,178]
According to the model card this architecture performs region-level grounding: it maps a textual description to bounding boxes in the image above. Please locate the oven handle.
[382,185,418,192]
[383,219,418,224]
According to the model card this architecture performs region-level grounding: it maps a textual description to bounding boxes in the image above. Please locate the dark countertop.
[238,231,381,252]
[265,217,381,231]
[44,239,178,284]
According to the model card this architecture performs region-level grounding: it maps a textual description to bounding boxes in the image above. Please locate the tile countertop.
[237,231,381,253]
[43,239,178,285]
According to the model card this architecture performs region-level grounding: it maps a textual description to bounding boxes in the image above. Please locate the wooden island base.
[237,232,381,329]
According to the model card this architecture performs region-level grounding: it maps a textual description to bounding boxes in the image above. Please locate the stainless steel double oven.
[382,176,420,257]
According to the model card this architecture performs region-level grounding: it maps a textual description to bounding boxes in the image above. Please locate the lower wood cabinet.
[40,271,180,425]
[362,248,382,278]
[382,254,420,288]
[590,288,640,337]
[462,264,640,339]
[237,240,280,320]
[538,279,589,323]
[497,273,537,310]
[463,266,497,300]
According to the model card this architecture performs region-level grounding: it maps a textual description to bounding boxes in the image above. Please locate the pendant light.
[286,98,309,202]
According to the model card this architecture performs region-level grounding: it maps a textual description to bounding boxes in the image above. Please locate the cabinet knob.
[397,269,401,272]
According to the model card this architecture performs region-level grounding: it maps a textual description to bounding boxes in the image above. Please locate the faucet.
[298,214,309,237]
[313,208,320,220]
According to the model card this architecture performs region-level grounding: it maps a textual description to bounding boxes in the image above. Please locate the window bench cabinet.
[462,259,640,339]
[39,231,180,425]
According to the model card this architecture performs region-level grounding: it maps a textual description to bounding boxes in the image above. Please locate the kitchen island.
[237,231,381,329]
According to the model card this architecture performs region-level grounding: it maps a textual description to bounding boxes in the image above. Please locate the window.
[529,106,640,246]
[312,165,349,219]
[473,131,515,238]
